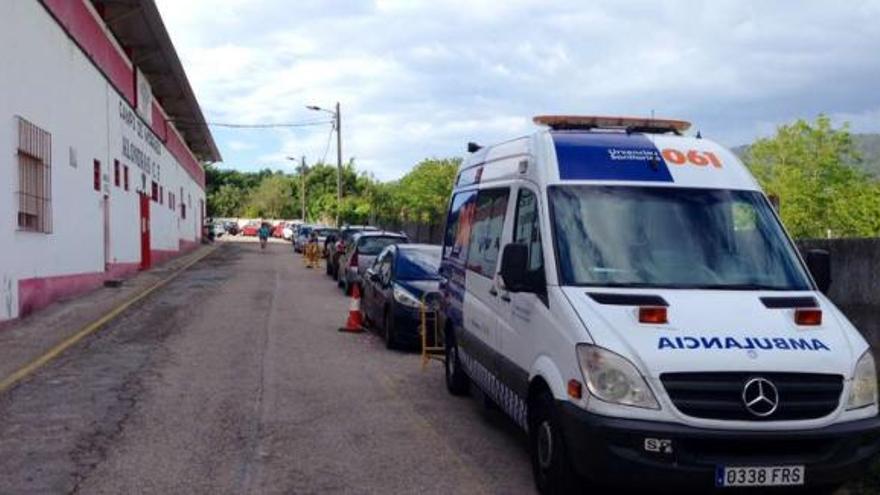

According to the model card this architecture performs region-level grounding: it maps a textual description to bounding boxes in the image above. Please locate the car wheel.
[444,329,469,396]
[384,308,397,350]
[529,390,582,495]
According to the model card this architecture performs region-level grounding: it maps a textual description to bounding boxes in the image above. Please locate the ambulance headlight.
[576,344,659,410]
[847,351,878,410]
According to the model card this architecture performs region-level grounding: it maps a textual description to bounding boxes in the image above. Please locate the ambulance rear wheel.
[529,390,582,495]
[444,330,469,396]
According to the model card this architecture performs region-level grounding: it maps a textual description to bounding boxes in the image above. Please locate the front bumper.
[391,307,428,347]
[557,402,880,490]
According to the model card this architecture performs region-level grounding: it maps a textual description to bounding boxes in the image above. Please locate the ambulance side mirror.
[499,243,530,292]
[805,249,832,294]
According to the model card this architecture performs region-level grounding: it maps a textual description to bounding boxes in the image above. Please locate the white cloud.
[156,0,880,178]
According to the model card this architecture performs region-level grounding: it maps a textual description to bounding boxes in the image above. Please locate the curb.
[0,246,217,394]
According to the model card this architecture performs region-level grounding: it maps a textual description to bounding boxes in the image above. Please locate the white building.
[0,0,221,321]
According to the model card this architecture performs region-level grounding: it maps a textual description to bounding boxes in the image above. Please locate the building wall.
[0,0,206,321]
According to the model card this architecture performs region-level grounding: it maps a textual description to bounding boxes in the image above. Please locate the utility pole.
[306,102,343,227]
[286,155,307,222]
[335,102,342,228]
[300,155,307,222]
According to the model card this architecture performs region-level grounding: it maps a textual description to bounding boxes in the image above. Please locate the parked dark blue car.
[362,244,442,349]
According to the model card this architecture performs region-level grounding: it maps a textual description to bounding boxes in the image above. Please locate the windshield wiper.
[579,282,664,288]
[577,282,796,290]
[691,283,791,291]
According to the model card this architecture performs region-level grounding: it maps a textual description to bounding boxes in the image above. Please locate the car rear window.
[396,247,441,280]
[358,236,407,255]
[315,228,338,237]
[342,229,362,243]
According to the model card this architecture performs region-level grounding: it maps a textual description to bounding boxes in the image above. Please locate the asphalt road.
[0,242,535,494]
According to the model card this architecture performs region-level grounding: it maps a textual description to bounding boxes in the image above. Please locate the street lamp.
[286,156,307,222]
[307,102,342,227]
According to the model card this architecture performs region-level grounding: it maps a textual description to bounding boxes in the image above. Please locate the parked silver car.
[338,231,408,294]
[293,224,314,252]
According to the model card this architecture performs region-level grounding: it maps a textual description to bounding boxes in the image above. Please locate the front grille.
[661,372,843,421]
[677,437,840,464]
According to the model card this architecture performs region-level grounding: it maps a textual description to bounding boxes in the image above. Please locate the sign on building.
[136,68,153,126]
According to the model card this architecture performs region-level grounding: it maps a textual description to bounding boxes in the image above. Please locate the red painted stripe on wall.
[42,0,135,104]
[166,127,206,187]
[150,239,200,268]
[41,0,205,189]
[17,262,139,318]
[151,102,167,141]
[151,102,205,188]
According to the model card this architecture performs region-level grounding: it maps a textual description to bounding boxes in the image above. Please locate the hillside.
[733,133,880,177]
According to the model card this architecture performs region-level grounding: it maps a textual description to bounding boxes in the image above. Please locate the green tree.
[209,184,246,217]
[243,174,297,219]
[202,156,462,227]
[395,158,460,224]
[744,115,880,238]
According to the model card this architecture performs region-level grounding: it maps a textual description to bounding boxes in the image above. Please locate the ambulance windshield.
[549,186,811,290]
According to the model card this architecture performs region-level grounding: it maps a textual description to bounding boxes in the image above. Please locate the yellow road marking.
[0,246,217,394]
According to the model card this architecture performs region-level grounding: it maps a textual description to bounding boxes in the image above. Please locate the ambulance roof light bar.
[533,115,692,135]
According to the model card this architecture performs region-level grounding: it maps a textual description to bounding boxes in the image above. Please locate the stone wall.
[798,238,880,350]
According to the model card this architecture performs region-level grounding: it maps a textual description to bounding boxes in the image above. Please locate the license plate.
[716,465,805,487]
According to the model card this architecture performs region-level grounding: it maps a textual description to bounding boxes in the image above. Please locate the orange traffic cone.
[338,283,364,333]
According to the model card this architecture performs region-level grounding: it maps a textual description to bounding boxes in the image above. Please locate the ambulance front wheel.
[529,390,583,495]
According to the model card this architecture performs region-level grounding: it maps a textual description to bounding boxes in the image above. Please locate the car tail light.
[795,308,822,326]
[350,250,359,268]
[638,306,668,324]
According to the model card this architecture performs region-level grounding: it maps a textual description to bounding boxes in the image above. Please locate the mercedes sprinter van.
[439,115,880,493]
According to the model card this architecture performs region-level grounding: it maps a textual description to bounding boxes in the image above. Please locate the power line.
[319,124,335,164]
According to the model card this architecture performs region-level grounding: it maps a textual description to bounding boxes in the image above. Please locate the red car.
[240,222,260,237]
[272,223,286,238]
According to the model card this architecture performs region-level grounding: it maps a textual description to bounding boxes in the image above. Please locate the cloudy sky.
[155,0,880,180]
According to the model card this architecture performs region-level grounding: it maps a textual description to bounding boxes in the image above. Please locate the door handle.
[500,293,511,303]
[489,287,498,297]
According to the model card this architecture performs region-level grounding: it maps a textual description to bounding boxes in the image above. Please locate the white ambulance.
[439,116,879,493]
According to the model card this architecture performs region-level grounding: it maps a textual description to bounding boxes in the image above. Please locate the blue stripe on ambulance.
[459,347,529,431]
[553,131,674,182]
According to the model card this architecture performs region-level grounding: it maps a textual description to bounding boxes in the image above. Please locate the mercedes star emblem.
[742,377,780,417]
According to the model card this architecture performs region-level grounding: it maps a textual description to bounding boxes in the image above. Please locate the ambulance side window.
[443,190,477,263]
[466,188,510,277]
[514,188,544,274]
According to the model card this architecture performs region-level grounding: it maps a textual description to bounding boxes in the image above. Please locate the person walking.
[305,230,320,268]
[258,222,271,250]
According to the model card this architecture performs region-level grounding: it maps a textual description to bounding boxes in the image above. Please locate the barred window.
[16,117,52,233]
